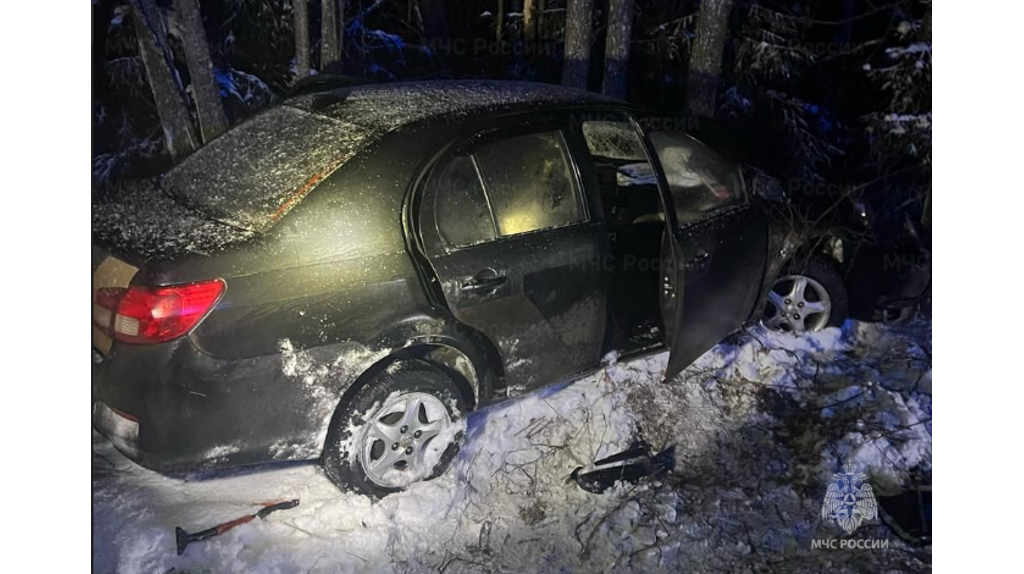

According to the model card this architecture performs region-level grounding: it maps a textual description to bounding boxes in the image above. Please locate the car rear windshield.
[160,106,372,231]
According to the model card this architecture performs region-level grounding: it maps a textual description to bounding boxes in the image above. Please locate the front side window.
[648,131,745,224]
[581,120,648,162]
[578,118,665,229]
[431,130,586,249]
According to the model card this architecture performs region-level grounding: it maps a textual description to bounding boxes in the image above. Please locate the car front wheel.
[321,359,468,497]
[762,260,848,333]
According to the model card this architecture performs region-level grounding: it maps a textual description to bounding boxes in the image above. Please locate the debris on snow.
[94,319,931,573]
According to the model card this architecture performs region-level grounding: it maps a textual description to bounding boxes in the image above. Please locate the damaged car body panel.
[92,81,778,480]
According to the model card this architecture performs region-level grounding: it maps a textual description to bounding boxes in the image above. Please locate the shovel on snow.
[175,499,300,556]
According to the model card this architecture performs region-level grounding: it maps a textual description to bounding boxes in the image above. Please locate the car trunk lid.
[93,179,256,265]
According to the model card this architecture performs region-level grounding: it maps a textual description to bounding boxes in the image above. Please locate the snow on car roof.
[289,80,620,130]
[161,81,620,233]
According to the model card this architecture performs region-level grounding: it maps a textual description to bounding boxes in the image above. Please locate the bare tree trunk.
[321,0,341,70]
[496,0,505,44]
[686,0,734,118]
[294,0,311,79]
[601,0,633,99]
[562,0,593,89]
[920,0,931,42]
[837,0,857,44]
[420,0,449,38]
[337,0,346,62]
[523,0,537,43]
[538,0,546,36]
[173,0,228,143]
[409,0,424,33]
[128,0,197,160]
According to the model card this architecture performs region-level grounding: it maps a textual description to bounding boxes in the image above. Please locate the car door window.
[648,131,745,225]
[431,130,586,250]
[474,131,585,237]
[432,155,496,248]
[579,119,664,229]
[581,120,648,161]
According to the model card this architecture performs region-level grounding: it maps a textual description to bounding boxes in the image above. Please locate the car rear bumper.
[91,338,334,473]
[92,400,140,459]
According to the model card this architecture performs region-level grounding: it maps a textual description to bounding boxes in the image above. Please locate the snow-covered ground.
[93,319,931,573]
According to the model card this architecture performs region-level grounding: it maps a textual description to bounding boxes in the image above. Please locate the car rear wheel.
[321,359,468,497]
[762,260,848,333]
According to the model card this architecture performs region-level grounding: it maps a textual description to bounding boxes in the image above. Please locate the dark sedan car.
[92,80,837,496]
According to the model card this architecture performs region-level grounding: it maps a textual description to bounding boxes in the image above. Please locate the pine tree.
[863,0,931,166]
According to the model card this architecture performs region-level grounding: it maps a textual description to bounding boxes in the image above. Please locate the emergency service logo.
[821,462,879,534]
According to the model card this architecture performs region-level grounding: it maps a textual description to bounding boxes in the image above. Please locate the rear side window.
[474,131,584,237]
[433,156,495,248]
[430,130,586,249]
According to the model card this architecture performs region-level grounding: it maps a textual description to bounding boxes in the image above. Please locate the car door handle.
[460,270,507,294]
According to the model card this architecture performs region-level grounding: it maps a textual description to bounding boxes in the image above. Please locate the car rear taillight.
[93,279,225,345]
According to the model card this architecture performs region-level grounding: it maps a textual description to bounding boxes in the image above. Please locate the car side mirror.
[751,173,787,203]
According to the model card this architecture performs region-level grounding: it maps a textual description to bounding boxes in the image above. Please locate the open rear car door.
[634,123,770,380]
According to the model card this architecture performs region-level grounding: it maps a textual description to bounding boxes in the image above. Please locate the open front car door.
[636,124,770,380]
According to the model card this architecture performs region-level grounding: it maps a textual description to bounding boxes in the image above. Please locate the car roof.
[161,81,633,233]
[284,79,630,131]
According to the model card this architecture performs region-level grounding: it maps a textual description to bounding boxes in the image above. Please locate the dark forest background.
[91,0,931,222]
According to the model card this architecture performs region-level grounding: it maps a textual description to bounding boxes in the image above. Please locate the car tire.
[762,259,848,332]
[321,359,468,497]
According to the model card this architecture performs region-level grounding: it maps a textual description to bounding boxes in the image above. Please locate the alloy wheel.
[359,392,453,488]
[763,274,832,332]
